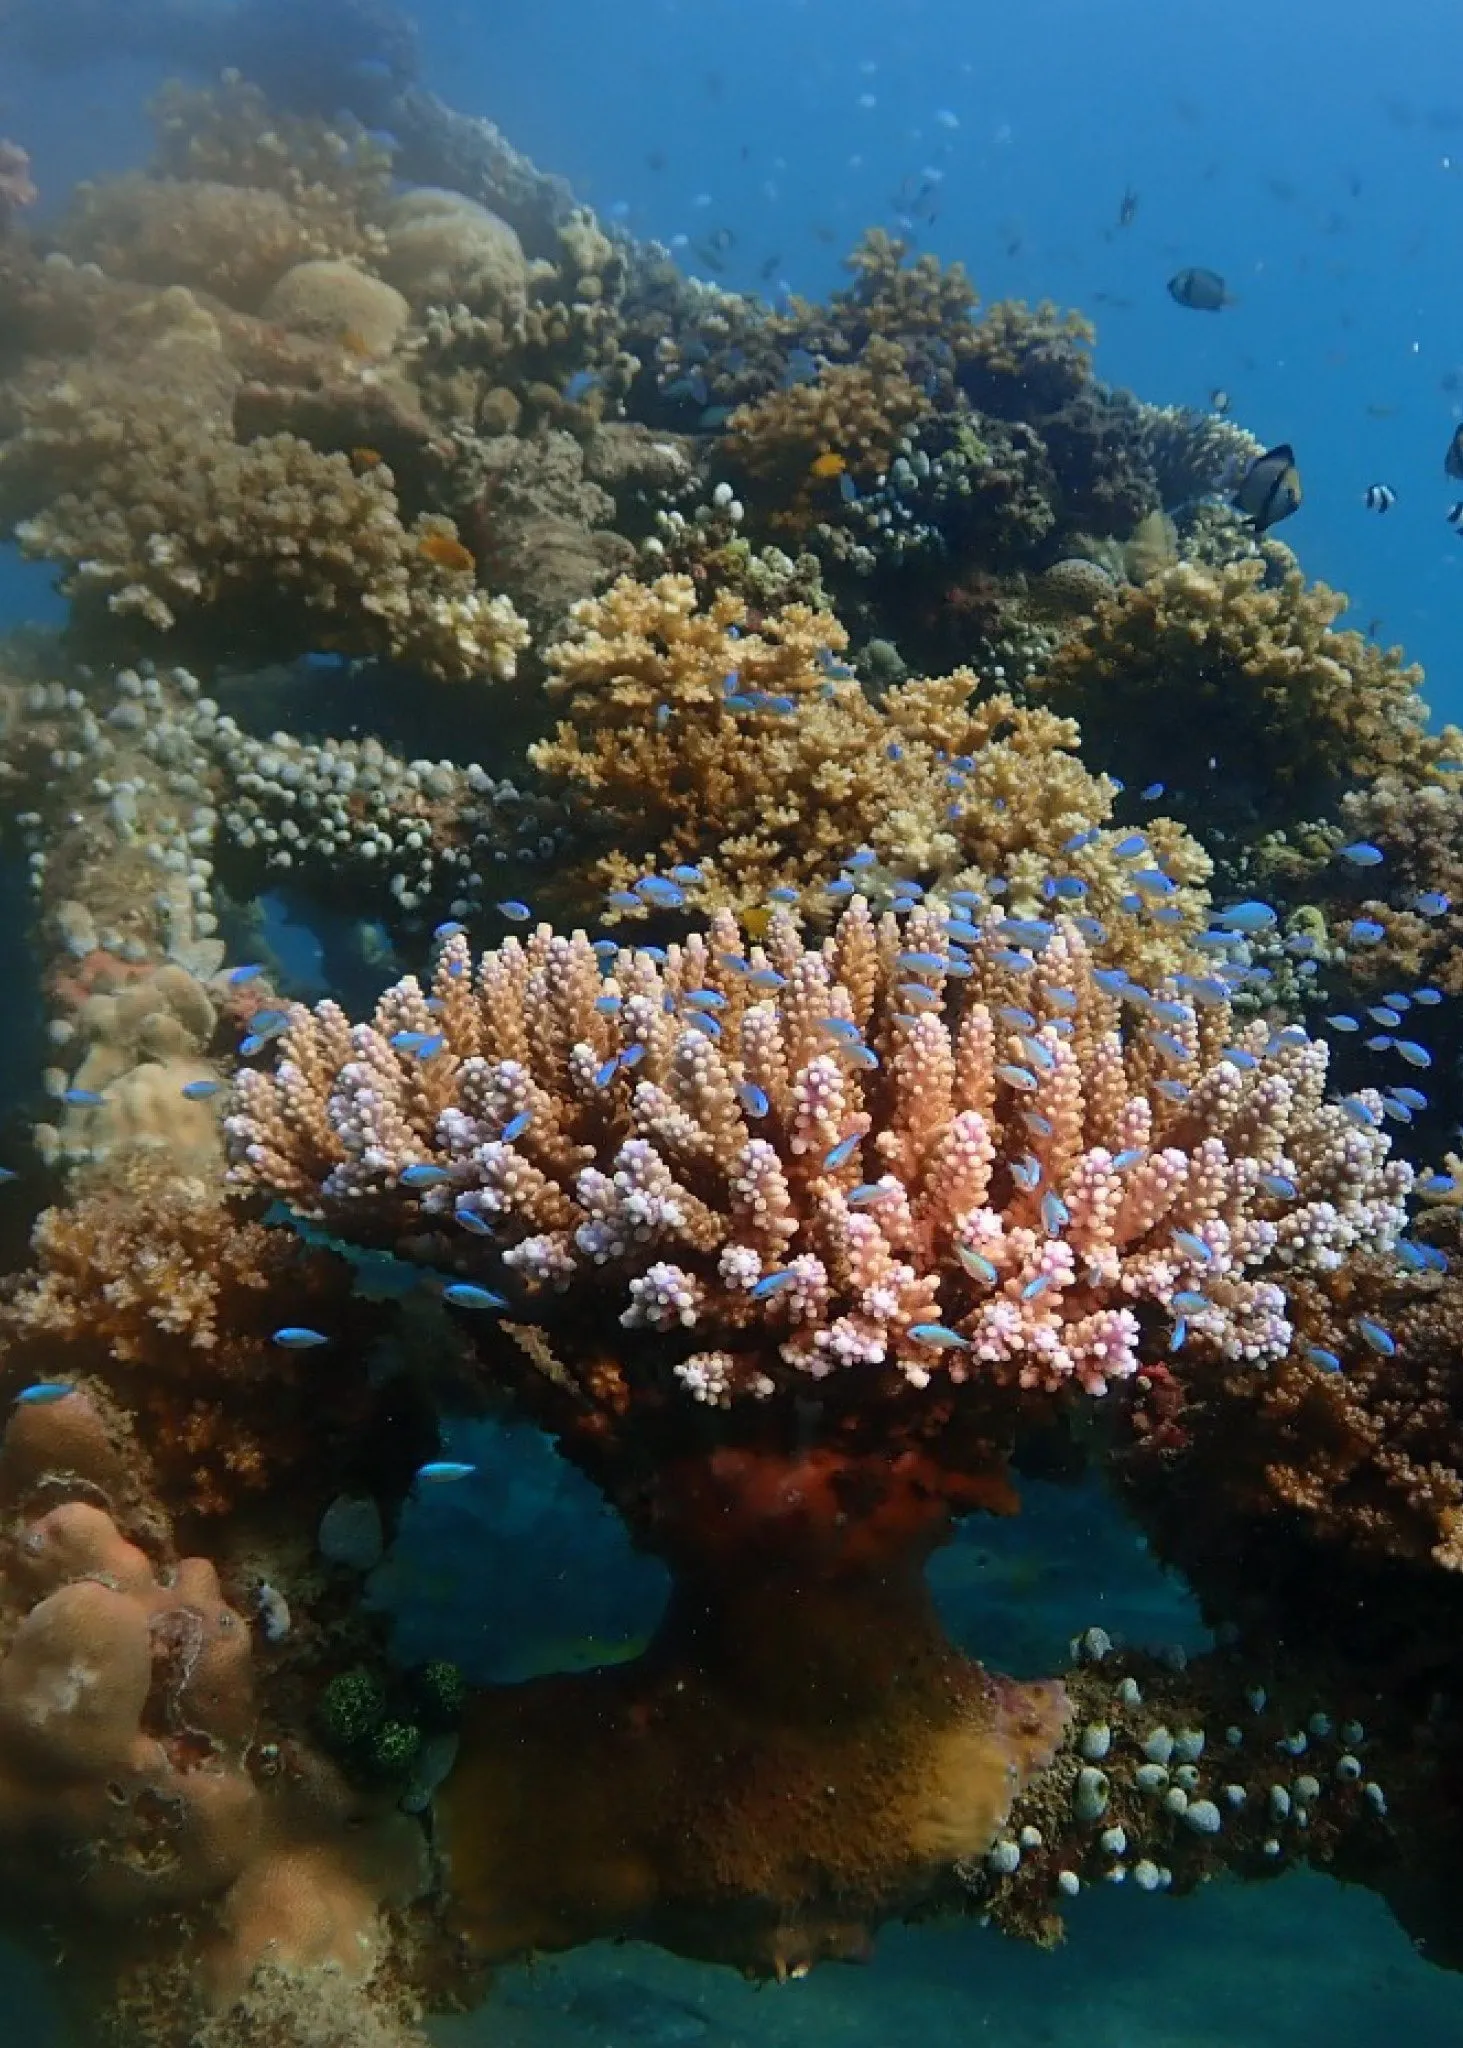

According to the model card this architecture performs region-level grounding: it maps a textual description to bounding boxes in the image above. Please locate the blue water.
[4,2,1463,2042]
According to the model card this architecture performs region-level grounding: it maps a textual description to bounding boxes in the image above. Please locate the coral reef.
[221,901,1409,1968]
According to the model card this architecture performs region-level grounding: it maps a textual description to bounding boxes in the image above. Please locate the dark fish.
[1118,185,1139,228]
[1234,443,1302,531]
[1168,266,1231,311]
[1446,424,1463,480]
[811,223,837,244]
[1210,387,1231,413]
[1363,483,1396,512]
[646,150,667,172]
[758,252,783,279]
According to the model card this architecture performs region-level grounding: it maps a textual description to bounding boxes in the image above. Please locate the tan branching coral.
[723,336,933,506]
[1034,559,1443,837]
[530,572,1210,983]
[149,71,393,255]
[12,417,527,681]
[0,1155,381,1522]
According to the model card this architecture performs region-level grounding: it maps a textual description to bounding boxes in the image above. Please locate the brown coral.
[530,571,1210,981]
[1033,558,1442,841]
[0,1155,418,1524]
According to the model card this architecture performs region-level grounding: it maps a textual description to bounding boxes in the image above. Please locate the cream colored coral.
[261,260,411,356]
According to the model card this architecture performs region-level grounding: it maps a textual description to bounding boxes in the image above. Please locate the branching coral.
[0,1152,411,1524]
[1033,559,1444,840]
[220,901,1408,1972]
[529,571,1210,985]
[12,417,527,681]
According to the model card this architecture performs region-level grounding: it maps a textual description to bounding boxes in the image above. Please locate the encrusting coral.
[222,899,1409,1972]
[530,571,1212,986]
[0,1360,431,2042]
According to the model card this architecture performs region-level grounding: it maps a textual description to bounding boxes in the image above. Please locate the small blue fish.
[817,1017,865,1045]
[591,940,620,959]
[993,948,1038,973]
[1155,1079,1190,1102]
[1022,1109,1055,1138]
[501,1111,532,1142]
[1417,1171,1457,1196]
[1222,1046,1259,1069]
[14,1383,75,1406]
[496,900,533,923]
[1395,1041,1433,1068]
[227,963,266,986]
[996,1063,1038,1092]
[686,989,726,1012]
[606,891,642,911]
[1012,1153,1043,1192]
[1355,1317,1395,1357]
[1113,834,1148,860]
[1257,1172,1298,1200]
[846,848,877,870]
[1413,891,1450,917]
[1041,1190,1070,1234]
[1172,1228,1213,1263]
[1367,1007,1402,1029]
[1218,901,1277,933]
[684,1012,721,1039]
[909,1323,970,1349]
[455,1205,494,1236]
[621,1045,647,1071]
[824,1135,860,1169]
[847,1183,886,1207]
[1341,1096,1381,1129]
[898,951,947,974]
[635,876,686,909]
[735,1080,770,1118]
[415,1460,477,1483]
[1140,781,1166,800]
[825,876,856,898]
[767,886,800,905]
[595,995,622,1015]
[443,1283,508,1311]
[1022,1273,1054,1300]
[1392,1086,1428,1109]
[434,921,466,941]
[669,865,704,886]
[1304,1345,1343,1373]
[1325,1014,1360,1032]
[401,1163,452,1188]
[945,918,983,945]
[748,968,786,991]
[1350,919,1385,944]
[273,1327,330,1349]
[593,1056,620,1087]
[414,1034,445,1060]
[1148,1030,1190,1061]
[1170,1317,1188,1351]
[0,1169,16,1184]
[391,1030,432,1052]
[63,1088,105,1107]
[1094,970,1130,995]
[998,1005,1037,1031]
[839,471,859,503]
[752,1270,797,1298]
[563,369,600,400]
[1413,987,1444,1005]
[956,1245,1000,1285]
[1338,842,1384,867]
[1172,1290,1210,1313]
[1111,1149,1145,1172]
[181,1079,220,1101]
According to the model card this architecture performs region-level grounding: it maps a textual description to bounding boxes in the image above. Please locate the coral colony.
[2,27,1463,2048]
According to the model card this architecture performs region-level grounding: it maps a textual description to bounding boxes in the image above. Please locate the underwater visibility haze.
[4,1,1463,2044]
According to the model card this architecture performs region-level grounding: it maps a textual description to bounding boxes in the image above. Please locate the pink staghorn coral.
[227,904,1410,1403]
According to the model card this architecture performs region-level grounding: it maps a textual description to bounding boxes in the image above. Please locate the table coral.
[222,899,1407,1972]
[1033,559,1443,842]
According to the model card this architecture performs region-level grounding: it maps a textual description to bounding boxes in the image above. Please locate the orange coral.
[0,1156,415,1524]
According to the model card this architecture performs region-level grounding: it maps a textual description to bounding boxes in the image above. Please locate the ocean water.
[1,2,1463,2045]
